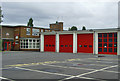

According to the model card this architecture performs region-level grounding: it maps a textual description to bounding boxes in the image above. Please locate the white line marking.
[0,76,14,81]
[60,65,118,81]
[42,64,120,73]
[15,67,75,77]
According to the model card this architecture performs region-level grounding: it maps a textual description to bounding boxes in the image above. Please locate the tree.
[68,26,77,31]
[27,18,33,27]
[82,26,86,30]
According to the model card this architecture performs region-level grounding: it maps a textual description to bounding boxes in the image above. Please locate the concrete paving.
[1,51,120,81]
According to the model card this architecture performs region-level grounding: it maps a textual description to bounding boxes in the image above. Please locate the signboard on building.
[32,28,39,36]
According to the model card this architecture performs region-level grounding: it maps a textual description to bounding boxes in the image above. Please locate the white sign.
[32,29,39,36]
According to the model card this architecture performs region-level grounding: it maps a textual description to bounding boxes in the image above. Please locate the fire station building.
[40,28,120,55]
[1,21,63,51]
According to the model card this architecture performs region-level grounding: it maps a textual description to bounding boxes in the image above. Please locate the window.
[49,45,51,47]
[103,34,107,37]
[65,45,68,47]
[98,48,102,52]
[109,44,112,47]
[114,33,117,37]
[84,45,87,47]
[104,39,107,42]
[114,48,117,52]
[109,34,113,37]
[109,39,112,42]
[69,45,72,47]
[104,43,107,47]
[26,28,30,35]
[114,39,117,42]
[114,43,117,47]
[20,39,40,49]
[79,45,82,47]
[109,48,112,52]
[98,44,102,47]
[52,45,55,47]
[46,45,48,47]
[104,48,107,52]
[61,45,64,47]
[32,29,40,36]
[41,29,43,32]
[98,34,102,37]
[98,39,102,42]
[89,45,92,47]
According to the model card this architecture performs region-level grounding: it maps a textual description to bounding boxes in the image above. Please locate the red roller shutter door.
[77,34,93,53]
[59,34,73,53]
[98,33,117,55]
[44,35,56,52]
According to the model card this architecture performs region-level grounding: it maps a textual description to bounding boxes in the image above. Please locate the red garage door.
[44,35,56,52]
[77,34,93,53]
[98,33,117,55]
[59,34,73,53]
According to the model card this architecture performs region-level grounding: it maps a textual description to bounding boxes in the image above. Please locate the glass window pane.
[114,39,117,42]
[114,43,117,47]
[84,45,87,47]
[109,34,113,37]
[52,45,55,47]
[33,46,35,48]
[69,45,72,47]
[104,43,107,47]
[29,40,32,42]
[89,45,92,47]
[103,34,107,37]
[114,48,117,52]
[79,45,82,47]
[98,44,102,47]
[98,39,102,42]
[49,45,51,47]
[46,45,48,47]
[98,48,102,52]
[104,48,107,52]
[114,33,117,37]
[61,45,64,47]
[104,39,107,42]
[33,40,35,42]
[109,48,112,52]
[109,39,112,42]
[98,34,102,37]
[37,46,39,48]
[109,44,112,47]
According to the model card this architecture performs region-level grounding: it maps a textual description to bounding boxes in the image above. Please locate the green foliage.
[27,18,33,27]
[82,26,86,30]
[68,26,77,31]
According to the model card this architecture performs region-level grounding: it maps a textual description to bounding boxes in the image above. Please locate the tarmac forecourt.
[1,51,120,81]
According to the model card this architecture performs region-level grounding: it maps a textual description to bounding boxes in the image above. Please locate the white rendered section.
[73,32,77,53]
[56,33,59,53]
[40,34,44,52]
[117,31,120,55]
[94,32,98,54]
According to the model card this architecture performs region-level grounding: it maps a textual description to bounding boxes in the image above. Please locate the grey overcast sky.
[1,1,118,30]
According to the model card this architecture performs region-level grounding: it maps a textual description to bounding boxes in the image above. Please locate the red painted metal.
[44,35,56,52]
[98,33,117,55]
[59,34,73,53]
[77,34,93,53]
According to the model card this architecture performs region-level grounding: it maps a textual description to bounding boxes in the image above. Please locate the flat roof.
[40,28,119,34]
[1,25,51,30]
